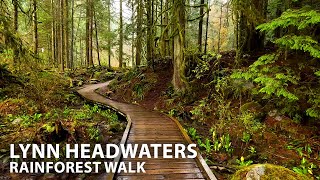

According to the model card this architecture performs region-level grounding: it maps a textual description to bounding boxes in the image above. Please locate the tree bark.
[218,5,223,53]
[131,0,135,67]
[64,0,69,69]
[204,0,209,54]
[198,0,205,52]
[119,0,123,68]
[146,0,152,66]
[51,0,56,67]
[107,0,111,68]
[33,0,38,57]
[13,0,18,63]
[135,0,143,66]
[86,0,93,67]
[70,0,74,69]
[172,0,186,91]
[94,11,101,66]
[60,0,65,71]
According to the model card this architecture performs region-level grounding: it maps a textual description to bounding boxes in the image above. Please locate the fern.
[275,35,320,58]
[257,8,320,32]
[231,54,300,102]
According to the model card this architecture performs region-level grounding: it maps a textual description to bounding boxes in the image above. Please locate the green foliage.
[87,126,102,142]
[231,54,300,102]
[275,35,320,58]
[238,112,265,134]
[133,83,144,100]
[187,127,200,141]
[17,113,43,127]
[232,6,320,121]
[211,130,234,155]
[42,123,55,133]
[190,98,211,123]
[249,146,256,154]
[199,138,213,154]
[236,156,253,167]
[241,132,252,143]
[257,8,320,32]
[306,93,320,118]
[192,52,221,80]
[293,157,317,176]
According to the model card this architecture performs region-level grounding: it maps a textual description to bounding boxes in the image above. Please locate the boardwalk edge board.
[166,115,218,180]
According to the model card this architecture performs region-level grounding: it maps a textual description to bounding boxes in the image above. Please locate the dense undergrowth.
[0,65,124,178]
[107,49,320,179]
[106,7,320,179]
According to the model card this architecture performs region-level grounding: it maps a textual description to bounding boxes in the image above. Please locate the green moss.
[231,164,310,180]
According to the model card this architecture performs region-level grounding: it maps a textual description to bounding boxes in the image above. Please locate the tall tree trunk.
[56,0,61,67]
[86,0,93,67]
[146,0,152,66]
[172,0,186,91]
[131,0,135,67]
[64,0,69,69]
[60,0,65,71]
[160,0,164,56]
[13,0,18,63]
[13,0,18,31]
[94,11,101,66]
[198,0,205,52]
[119,0,123,68]
[160,0,170,57]
[164,0,170,56]
[237,0,267,53]
[89,0,94,66]
[33,0,38,57]
[70,0,74,69]
[135,0,143,66]
[107,0,111,68]
[217,5,223,53]
[151,0,155,69]
[51,0,56,67]
[204,0,209,54]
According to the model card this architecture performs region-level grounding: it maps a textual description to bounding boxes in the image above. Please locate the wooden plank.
[128,136,184,141]
[123,163,199,169]
[129,132,182,136]
[116,173,205,179]
[122,157,196,162]
[120,168,201,175]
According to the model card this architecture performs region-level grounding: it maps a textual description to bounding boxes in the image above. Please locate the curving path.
[77,82,216,180]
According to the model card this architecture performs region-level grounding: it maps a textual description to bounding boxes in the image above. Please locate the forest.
[0,0,320,179]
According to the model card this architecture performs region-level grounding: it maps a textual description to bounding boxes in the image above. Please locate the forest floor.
[0,67,126,179]
[101,53,320,179]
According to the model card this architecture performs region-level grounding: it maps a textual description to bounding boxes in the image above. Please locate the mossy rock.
[231,164,310,180]
[240,102,265,120]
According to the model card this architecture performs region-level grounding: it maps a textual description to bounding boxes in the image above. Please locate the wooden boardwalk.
[77,82,216,180]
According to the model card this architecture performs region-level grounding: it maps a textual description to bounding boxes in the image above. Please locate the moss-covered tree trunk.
[172,0,186,91]
[13,0,18,63]
[135,0,143,66]
[33,0,38,57]
[107,0,111,68]
[119,0,123,68]
[198,0,205,52]
[235,0,267,54]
